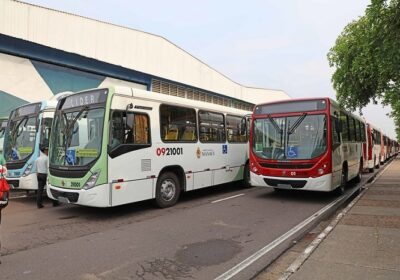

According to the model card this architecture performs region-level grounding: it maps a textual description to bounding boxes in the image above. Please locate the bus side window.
[331,116,341,149]
[340,113,349,142]
[109,111,124,148]
[160,104,197,142]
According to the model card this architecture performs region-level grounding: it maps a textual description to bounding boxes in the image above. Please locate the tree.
[328,0,400,140]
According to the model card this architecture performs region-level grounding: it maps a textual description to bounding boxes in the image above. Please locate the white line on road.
[214,193,349,280]
[211,194,245,204]
[10,195,29,200]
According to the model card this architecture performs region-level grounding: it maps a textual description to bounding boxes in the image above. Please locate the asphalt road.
[0,176,370,280]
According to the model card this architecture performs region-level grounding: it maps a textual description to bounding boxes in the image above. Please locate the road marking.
[214,193,349,280]
[10,195,29,199]
[211,194,245,204]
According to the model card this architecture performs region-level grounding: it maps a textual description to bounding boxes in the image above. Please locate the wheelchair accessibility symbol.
[287,146,298,159]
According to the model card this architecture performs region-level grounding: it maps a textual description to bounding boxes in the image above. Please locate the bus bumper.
[251,172,333,192]
[6,173,38,190]
[46,184,110,207]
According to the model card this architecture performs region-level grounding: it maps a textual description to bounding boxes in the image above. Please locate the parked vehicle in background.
[366,123,382,172]
[0,118,7,155]
[3,93,71,190]
[249,98,364,195]
[47,86,251,208]
[381,133,388,164]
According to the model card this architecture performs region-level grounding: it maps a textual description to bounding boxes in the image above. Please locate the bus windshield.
[253,114,327,160]
[4,116,38,162]
[0,120,7,139]
[50,107,105,167]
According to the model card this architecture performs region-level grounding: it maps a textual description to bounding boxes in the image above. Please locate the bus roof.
[74,86,252,116]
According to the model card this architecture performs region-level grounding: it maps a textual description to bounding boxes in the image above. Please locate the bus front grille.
[264,178,307,189]
[259,163,314,169]
[50,189,79,203]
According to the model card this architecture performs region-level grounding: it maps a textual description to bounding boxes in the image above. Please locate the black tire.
[354,160,362,183]
[155,172,181,208]
[368,167,374,173]
[335,169,347,196]
[375,156,380,169]
[242,163,251,188]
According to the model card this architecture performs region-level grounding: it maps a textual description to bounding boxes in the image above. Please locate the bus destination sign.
[61,89,108,109]
[12,103,41,118]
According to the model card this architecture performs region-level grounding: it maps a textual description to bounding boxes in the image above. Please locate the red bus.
[249,98,365,195]
[366,123,381,172]
[381,133,388,164]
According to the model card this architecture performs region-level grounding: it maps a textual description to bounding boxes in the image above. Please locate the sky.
[21,0,396,139]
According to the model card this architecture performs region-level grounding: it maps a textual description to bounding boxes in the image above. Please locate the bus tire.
[335,169,347,196]
[368,167,374,173]
[155,172,180,208]
[242,163,251,188]
[354,160,362,183]
[375,156,379,169]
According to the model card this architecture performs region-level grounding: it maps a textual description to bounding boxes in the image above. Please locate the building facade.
[0,0,289,117]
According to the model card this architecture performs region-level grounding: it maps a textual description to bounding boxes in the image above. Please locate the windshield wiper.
[288,113,307,135]
[267,115,283,134]
[63,106,88,165]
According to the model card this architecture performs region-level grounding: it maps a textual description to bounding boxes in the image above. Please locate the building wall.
[0,1,289,102]
[0,52,146,116]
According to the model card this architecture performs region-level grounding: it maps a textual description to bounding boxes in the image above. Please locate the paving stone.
[291,259,400,280]
[357,199,400,208]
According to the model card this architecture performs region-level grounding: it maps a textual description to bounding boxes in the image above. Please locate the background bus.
[381,132,388,164]
[3,93,71,190]
[366,123,382,172]
[0,118,7,155]
[249,98,364,195]
[47,86,251,208]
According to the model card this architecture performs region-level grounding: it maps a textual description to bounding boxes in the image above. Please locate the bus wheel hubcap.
[161,180,176,201]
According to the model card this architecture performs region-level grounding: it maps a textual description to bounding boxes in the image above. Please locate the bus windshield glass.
[50,89,108,167]
[0,120,7,139]
[253,114,327,160]
[3,103,41,162]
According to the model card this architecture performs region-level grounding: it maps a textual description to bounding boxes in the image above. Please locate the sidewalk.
[290,157,400,280]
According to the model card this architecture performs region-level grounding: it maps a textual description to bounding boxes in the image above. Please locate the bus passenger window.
[109,110,150,148]
[226,115,247,143]
[340,113,349,142]
[198,111,225,143]
[160,104,197,142]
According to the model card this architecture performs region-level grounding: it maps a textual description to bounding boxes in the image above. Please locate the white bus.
[0,118,7,155]
[3,92,72,190]
[47,86,251,207]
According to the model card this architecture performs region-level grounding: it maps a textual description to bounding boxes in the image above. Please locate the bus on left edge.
[3,93,71,190]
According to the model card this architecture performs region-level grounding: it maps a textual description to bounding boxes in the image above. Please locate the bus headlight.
[83,170,100,190]
[317,163,328,175]
[22,164,33,177]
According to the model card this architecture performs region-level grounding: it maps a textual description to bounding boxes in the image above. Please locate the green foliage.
[328,0,400,141]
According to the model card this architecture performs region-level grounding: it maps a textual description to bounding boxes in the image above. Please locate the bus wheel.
[242,163,251,188]
[354,160,362,183]
[375,156,380,169]
[155,172,181,208]
[368,167,374,173]
[335,169,347,196]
